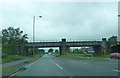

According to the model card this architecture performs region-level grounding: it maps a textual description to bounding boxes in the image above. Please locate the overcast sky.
[1,2,118,42]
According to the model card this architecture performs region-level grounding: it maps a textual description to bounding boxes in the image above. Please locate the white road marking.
[70,77,73,78]
[55,63,63,70]
[112,69,120,72]
[9,69,23,77]
[10,71,21,76]
[9,62,35,77]
[48,55,63,70]
[25,62,35,68]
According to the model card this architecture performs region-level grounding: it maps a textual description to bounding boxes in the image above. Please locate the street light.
[118,14,120,42]
[33,16,42,55]
[118,14,120,17]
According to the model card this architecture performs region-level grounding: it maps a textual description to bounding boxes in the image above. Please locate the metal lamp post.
[118,14,120,42]
[33,16,42,55]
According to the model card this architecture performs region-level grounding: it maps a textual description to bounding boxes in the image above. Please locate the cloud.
[1,2,118,41]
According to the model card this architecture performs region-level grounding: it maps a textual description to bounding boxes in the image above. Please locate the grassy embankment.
[53,53,109,61]
[52,53,59,57]
[2,66,17,76]
[24,54,43,63]
[52,53,92,57]
[2,44,33,63]
[2,54,43,76]
[59,56,109,61]
[93,54,110,58]
[67,53,110,58]
[2,55,32,63]
[67,53,92,57]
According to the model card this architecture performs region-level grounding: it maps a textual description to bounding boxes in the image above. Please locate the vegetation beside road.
[24,55,43,63]
[2,55,32,63]
[53,52,111,58]
[67,53,92,57]
[59,56,109,61]
[2,54,44,76]
[52,53,59,57]
[52,53,109,61]
[2,66,17,76]
[93,54,110,58]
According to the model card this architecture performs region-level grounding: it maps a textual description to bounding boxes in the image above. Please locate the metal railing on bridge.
[25,40,102,48]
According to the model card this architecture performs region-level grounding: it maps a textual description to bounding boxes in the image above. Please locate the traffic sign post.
[90,47,94,57]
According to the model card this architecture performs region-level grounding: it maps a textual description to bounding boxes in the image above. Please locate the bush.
[2,55,29,63]
[2,44,18,55]
[2,53,8,58]
[56,55,59,57]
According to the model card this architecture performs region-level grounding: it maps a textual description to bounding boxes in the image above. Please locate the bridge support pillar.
[59,39,66,55]
[93,38,109,55]
[101,38,108,54]
[59,47,62,55]
[93,46,102,55]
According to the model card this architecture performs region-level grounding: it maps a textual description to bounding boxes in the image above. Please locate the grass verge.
[67,53,92,57]
[2,66,17,76]
[2,55,43,76]
[52,54,59,57]
[59,56,109,61]
[67,53,111,58]
[2,55,32,63]
[93,54,110,58]
[24,55,43,63]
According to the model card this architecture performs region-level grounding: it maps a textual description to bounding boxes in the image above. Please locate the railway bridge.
[20,38,109,55]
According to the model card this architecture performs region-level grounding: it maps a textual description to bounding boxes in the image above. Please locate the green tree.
[39,49,45,54]
[74,48,79,53]
[108,36,117,46]
[2,27,28,44]
[48,48,54,53]
[2,27,28,55]
[55,49,59,54]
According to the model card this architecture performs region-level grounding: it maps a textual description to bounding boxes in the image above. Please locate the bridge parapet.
[24,41,102,48]
[66,41,101,47]
[25,42,62,48]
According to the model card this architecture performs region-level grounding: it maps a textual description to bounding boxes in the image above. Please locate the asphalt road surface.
[16,54,119,76]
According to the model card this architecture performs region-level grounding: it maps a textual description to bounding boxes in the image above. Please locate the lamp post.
[33,16,42,55]
[118,14,120,42]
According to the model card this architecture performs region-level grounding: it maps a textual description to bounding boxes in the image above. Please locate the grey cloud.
[1,2,118,41]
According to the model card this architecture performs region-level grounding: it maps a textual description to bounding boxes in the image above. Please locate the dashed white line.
[48,55,63,71]
[55,63,63,70]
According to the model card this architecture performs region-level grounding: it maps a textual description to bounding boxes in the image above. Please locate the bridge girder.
[23,38,108,55]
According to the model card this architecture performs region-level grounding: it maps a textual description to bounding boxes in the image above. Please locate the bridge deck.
[24,41,102,48]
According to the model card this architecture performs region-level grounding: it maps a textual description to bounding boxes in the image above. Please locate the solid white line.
[10,69,22,77]
[112,69,120,72]
[10,62,35,77]
[55,63,63,70]
[25,62,35,68]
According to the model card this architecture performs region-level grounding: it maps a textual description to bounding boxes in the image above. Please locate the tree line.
[1,27,45,56]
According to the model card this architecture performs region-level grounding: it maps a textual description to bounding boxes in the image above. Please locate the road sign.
[90,47,94,51]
